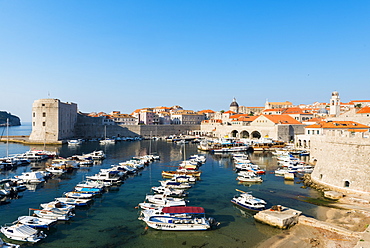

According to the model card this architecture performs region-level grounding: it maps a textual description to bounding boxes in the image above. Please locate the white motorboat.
[145,194,186,207]
[64,191,94,199]
[171,175,197,183]
[45,166,66,175]
[86,171,122,184]
[55,197,91,206]
[14,172,45,184]
[141,206,218,231]
[159,180,192,189]
[68,139,82,145]
[40,200,75,212]
[16,216,56,229]
[32,208,74,221]
[75,180,110,190]
[0,224,46,243]
[0,237,20,248]
[236,172,263,183]
[231,190,267,211]
[151,186,188,197]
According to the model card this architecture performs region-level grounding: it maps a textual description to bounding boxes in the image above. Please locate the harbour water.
[0,124,324,247]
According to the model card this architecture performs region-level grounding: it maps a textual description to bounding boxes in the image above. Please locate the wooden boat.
[162,170,201,178]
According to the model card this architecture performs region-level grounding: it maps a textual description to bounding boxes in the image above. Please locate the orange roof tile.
[260,115,303,125]
[223,110,236,114]
[357,106,370,114]
[198,109,215,114]
[305,121,369,129]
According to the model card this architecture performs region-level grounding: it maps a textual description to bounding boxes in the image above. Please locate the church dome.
[318,108,329,114]
[230,98,239,107]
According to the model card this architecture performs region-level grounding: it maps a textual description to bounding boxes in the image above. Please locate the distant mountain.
[0,111,21,126]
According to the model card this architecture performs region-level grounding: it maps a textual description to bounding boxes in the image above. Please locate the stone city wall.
[74,115,200,139]
[310,131,370,194]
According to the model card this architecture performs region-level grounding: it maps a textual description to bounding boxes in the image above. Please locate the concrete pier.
[254,206,301,229]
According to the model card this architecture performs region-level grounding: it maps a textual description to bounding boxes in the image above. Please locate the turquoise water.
[0,125,322,247]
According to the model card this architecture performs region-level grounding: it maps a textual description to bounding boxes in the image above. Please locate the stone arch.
[231,130,239,138]
[240,130,250,138]
[251,131,261,139]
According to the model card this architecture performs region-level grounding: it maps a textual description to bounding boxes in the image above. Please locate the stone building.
[310,130,370,194]
[29,99,78,143]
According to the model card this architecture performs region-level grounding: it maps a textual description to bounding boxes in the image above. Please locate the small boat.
[68,139,82,145]
[16,216,56,229]
[145,194,186,207]
[55,197,91,206]
[14,172,45,184]
[74,187,103,195]
[40,200,75,212]
[151,186,188,198]
[141,206,218,231]
[0,224,46,243]
[231,189,267,211]
[161,170,201,178]
[0,237,20,248]
[32,208,74,221]
[159,180,192,189]
[64,191,94,199]
[236,172,263,183]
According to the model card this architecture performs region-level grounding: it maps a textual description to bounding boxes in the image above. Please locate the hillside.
[0,111,21,126]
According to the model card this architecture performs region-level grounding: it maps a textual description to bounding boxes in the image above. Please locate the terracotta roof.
[268,101,293,105]
[305,121,369,129]
[198,109,215,114]
[357,106,370,114]
[238,116,258,122]
[260,115,302,125]
[223,110,236,114]
[349,100,370,104]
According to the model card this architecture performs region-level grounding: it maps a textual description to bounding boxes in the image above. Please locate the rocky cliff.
[0,111,21,126]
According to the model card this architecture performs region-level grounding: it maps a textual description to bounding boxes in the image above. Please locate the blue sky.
[1,1,369,122]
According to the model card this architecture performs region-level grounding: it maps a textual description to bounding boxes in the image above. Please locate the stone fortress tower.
[329,91,340,117]
[229,98,239,113]
[29,99,78,143]
[310,91,370,194]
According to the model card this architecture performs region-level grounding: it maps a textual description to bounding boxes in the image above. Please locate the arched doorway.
[240,130,250,138]
[251,131,261,139]
[231,130,239,138]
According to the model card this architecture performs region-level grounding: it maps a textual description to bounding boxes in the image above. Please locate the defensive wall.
[310,130,370,194]
[75,115,200,139]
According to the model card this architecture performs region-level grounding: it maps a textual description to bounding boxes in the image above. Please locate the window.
[33,122,35,126]
[42,104,45,106]
[43,112,46,117]
[33,112,35,117]
[344,181,350,187]
[317,130,319,134]
[42,122,46,127]
[308,130,310,134]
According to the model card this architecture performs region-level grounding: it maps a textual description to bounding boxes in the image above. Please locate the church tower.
[229,98,239,113]
[329,91,340,117]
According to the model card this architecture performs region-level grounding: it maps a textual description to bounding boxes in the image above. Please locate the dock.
[254,205,301,229]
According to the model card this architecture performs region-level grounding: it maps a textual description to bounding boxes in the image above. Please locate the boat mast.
[6,118,9,157]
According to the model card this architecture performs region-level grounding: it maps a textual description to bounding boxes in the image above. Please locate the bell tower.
[329,91,340,117]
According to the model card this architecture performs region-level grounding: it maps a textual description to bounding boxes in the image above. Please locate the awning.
[162,206,205,214]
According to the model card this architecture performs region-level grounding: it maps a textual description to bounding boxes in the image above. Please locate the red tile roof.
[305,121,369,129]
[357,106,370,114]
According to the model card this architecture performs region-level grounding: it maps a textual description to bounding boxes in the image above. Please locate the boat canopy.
[162,206,205,214]
[14,224,38,235]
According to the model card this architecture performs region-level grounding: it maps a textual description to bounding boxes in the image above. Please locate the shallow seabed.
[0,134,323,248]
